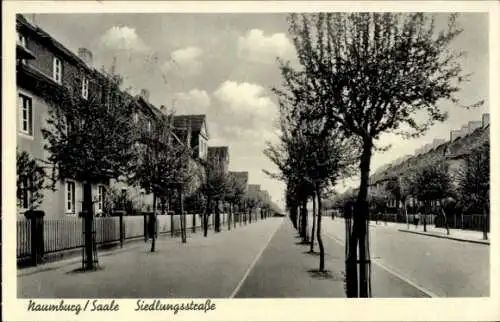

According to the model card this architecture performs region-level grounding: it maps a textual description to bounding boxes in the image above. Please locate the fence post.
[25,210,45,266]
[115,211,125,248]
[192,214,196,233]
[170,212,175,237]
[143,212,148,242]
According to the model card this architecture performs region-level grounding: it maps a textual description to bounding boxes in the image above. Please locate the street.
[322,218,489,297]
[18,217,489,298]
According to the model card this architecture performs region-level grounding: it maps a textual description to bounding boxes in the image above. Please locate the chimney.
[468,121,482,133]
[140,89,150,102]
[450,130,462,141]
[78,48,93,67]
[482,113,490,127]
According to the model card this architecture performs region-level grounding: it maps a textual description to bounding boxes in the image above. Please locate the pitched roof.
[173,114,206,134]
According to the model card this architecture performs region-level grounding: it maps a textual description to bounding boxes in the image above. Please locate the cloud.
[208,80,280,152]
[99,26,150,53]
[162,46,204,76]
[172,89,211,115]
[213,80,277,123]
[238,29,294,64]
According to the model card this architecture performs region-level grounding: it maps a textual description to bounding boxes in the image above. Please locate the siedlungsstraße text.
[27,299,216,315]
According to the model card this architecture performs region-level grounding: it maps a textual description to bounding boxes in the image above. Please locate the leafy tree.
[456,142,489,239]
[199,156,228,236]
[281,12,480,297]
[16,150,50,211]
[367,188,388,224]
[226,172,247,230]
[412,162,454,233]
[385,175,414,227]
[266,88,356,271]
[42,74,135,269]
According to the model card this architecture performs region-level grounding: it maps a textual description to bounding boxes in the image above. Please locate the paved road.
[322,218,489,297]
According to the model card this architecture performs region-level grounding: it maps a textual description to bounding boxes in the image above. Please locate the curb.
[398,229,490,245]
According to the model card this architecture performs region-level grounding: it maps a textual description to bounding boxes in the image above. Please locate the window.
[81,76,89,99]
[19,176,31,209]
[17,32,27,64]
[147,120,152,132]
[133,112,139,124]
[17,31,26,47]
[98,185,105,212]
[65,181,76,213]
[18,93,33,136]
[53,57,62,84]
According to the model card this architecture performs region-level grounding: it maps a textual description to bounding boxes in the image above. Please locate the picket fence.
[16,213,235,260]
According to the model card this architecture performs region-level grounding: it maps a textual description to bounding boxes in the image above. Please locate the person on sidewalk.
[414,213,420,229]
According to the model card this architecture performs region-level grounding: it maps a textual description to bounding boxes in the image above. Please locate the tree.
[456,142,490,239]
[385,175,413,228]
[367,187,388,224]
[42,74,135,270]
[199,157,228,236]
[173,145,205,243]
[281,12,480,297]
[128,110,180,251]
[266,82,356,271]
[412,162,454,233]
[226,172,247,230]
[17,150,50,211]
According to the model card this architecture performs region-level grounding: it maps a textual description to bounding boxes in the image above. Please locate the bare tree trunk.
[83,182,95,270]
[423,201,428,232]
[180,187,186,243]
[215,199,220,233]
[301,198,308,243]
[203,197,210,237]
[316,188,325,271]
[151,193,157,252]
[483,206,488,240]
[310,193,316,253]
[348,139,372,298]
[228,202,232,231]
[234,204,237,229]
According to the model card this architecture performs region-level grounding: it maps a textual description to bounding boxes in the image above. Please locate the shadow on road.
[307,269,345,282]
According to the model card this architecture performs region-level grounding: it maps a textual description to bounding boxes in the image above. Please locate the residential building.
[16,14,119,218]
[365,114,490,210]
[16,14,193,218]
[173,115,209,162]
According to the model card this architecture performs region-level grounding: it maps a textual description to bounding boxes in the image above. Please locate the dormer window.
[81,76,89,99]
[53,57,63,84]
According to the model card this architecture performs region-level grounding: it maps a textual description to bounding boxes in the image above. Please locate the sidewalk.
[17,218,282,298]
[332,217,489,245]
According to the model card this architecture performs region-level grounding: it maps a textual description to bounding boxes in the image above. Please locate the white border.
[3,1,500,321]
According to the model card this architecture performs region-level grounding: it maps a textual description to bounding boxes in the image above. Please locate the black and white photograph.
[3,1,499,321]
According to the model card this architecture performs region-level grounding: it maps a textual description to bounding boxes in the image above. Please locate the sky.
[30,12,489,209]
